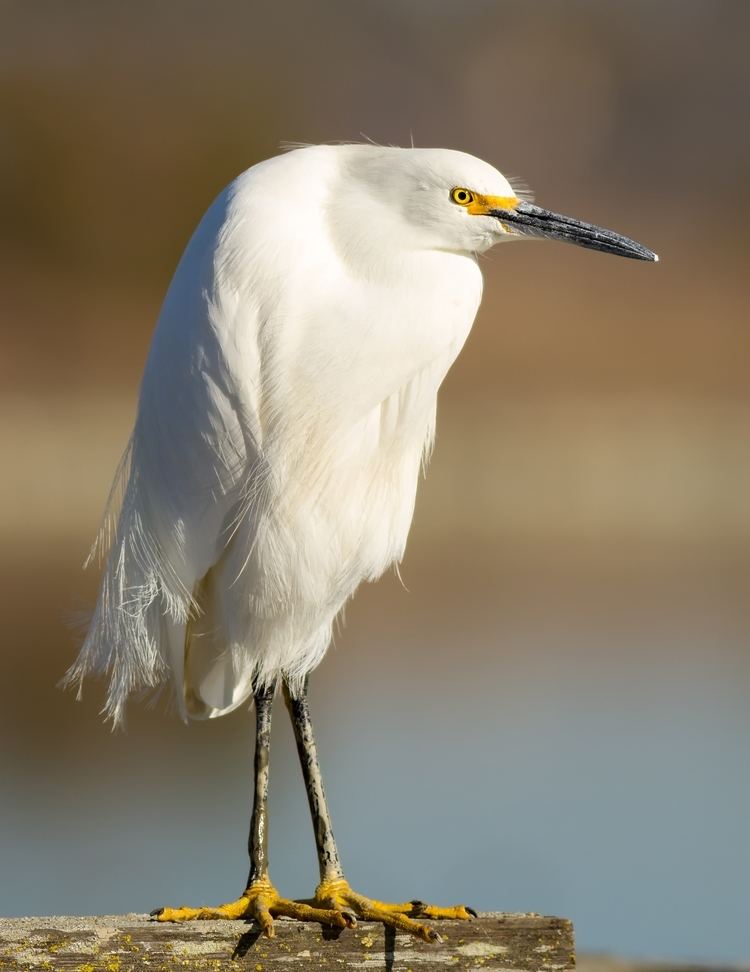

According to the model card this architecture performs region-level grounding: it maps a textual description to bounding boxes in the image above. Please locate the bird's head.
[333,146,657,263]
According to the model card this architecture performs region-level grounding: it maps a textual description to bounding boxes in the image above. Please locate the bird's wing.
[64,186,265,725]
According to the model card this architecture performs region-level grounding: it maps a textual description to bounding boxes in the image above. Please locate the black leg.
[246,681,276,888]
[282,677,468,943]
[283,677,344,882]
[151,675,350,932]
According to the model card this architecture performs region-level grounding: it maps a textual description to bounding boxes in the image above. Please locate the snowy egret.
[65,144,656,941]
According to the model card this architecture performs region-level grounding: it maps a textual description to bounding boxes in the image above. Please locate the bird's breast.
[256,249,482,588]
[274,248,482,432]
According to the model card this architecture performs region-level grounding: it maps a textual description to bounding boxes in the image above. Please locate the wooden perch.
[0,912,574,971]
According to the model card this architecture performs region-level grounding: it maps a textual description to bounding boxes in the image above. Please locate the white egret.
[64,144,656,941]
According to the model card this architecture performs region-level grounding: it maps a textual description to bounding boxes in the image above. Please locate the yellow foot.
[150,878,351,938]
[311,877,476,943]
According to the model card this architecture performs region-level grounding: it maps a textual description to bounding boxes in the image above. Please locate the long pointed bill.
[489,200,658,262]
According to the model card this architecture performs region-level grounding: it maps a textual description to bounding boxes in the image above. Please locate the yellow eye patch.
[450,188,520,215]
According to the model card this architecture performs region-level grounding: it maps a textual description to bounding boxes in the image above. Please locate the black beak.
[489,201,658,262]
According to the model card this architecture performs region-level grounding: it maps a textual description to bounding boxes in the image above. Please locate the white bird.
[64,144,656,941]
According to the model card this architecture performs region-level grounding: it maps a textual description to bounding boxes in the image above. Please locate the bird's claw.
[150,878,475,943]
[311,877,473,943]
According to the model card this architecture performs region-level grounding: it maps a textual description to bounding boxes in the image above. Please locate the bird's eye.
[450,187,474,206]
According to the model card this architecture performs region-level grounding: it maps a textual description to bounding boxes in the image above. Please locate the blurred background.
[1,0,749,964]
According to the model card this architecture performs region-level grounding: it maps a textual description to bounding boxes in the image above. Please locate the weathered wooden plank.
[0,912,574,971]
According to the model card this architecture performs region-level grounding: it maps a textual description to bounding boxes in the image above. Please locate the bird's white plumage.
[66,145,519,724]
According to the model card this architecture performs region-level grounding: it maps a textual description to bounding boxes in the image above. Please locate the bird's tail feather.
[61,439,194,728]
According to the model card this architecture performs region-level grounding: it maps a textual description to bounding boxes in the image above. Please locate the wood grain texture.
[0,912,574,971]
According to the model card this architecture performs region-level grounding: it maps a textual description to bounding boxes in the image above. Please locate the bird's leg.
[152,682,348,935]
[284,678,476,943]
[282,678,344,882]
[245,680,275,887]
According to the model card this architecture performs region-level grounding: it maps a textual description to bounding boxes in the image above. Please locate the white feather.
[64,144,520,725]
